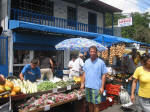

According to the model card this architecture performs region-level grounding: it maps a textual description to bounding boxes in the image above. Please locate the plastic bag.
[119,86,133,107]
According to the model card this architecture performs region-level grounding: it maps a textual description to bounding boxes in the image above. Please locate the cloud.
[145,8,150,13]
[100,0,141,13]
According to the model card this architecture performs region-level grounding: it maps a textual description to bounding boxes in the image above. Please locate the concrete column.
[8,30,13,76]
[64,50,70,69]
[30,50,34,61]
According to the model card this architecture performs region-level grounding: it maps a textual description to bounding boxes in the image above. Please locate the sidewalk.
[101,104,122,112]
[101,104,138,112]
[101,95,141,112]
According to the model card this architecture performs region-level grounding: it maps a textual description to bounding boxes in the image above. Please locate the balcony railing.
[10,8,113,35]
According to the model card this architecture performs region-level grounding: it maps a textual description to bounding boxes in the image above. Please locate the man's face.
[89,48,97,59]
[31,63,37,69]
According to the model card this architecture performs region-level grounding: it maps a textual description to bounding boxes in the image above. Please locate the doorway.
[88,12,97,33]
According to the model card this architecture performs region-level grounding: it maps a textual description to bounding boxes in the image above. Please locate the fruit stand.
[0,77,86,112]
[18,89,85,112]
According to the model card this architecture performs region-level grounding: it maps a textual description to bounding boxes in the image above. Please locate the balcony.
[10,8,113,35]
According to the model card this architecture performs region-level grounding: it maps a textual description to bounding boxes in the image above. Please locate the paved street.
[101,104,136,112]
[101,95,142,112]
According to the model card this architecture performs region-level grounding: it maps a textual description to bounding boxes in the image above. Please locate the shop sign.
[118,17,132,27]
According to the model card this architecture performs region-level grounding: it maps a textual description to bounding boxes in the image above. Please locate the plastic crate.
[99,101,108,111]
[105,84,121,96]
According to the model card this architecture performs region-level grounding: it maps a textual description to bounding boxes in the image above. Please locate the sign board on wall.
[118,17,132,27]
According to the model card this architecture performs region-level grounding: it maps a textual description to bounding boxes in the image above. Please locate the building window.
[67,7,77,27]
[11,0,54,17]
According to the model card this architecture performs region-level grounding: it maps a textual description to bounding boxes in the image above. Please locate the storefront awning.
[94,34,145,47]
[9,20,150,48]
[9,20,98,38]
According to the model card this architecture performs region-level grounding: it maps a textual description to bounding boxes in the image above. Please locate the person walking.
[19,58,41,82]
[39,54,54,81]
[131,54,150,112]
[80,46,108,112]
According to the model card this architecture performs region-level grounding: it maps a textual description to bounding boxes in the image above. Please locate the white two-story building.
[0,0,121,77]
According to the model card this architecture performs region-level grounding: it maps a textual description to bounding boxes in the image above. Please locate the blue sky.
[138,0,150,12]
[100,0,150,13]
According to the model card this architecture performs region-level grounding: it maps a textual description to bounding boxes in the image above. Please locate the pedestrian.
[127,48,137,75]
[80,46,108,112]
[131,54,150,112]
[19,58,41,82]
[68,55,76,78]
[39,53,54,81]
[72,53,84,77]
[124,48,137,95]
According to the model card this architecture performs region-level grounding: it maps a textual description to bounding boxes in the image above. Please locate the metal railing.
[11,8,113,35]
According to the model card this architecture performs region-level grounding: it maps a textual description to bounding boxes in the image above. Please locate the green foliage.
[105,12,150,43]
[105,13,126,27]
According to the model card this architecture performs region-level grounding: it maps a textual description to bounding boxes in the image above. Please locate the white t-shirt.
[68,60,75,71]
[72,57,84,72]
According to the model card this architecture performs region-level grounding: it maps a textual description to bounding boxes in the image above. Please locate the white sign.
[53,88,58,93]
[44,105,50,111]
[67,85,71,90]
[118,17,132,27]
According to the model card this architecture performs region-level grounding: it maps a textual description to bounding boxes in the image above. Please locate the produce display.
[11,79,37,94]
[109,45,116,65]
[109,44,125,65]
[37,80,75,91]
[115,44,125,58]
[106,73,131,84]
[101,49,108,60]
[0,76,83,112]
[19,90,85,112]
[73,76,82,83]
[0,79,21,97]
[2,79,75,94]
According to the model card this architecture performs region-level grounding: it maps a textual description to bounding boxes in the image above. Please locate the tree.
[105,12,150,43]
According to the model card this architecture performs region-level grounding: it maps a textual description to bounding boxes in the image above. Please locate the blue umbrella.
[55,37,107,52]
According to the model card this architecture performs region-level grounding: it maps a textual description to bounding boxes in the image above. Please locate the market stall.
[93,34,150,109]
[0,76,86,112]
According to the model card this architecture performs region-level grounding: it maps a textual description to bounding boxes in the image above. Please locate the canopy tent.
[93,34,146,47]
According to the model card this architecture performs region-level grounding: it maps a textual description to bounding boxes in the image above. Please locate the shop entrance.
[0,36,8,77]
[13,50,64,77]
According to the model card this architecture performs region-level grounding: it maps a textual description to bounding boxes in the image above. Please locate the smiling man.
[81,46,108,112]
[19,58,41,82]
